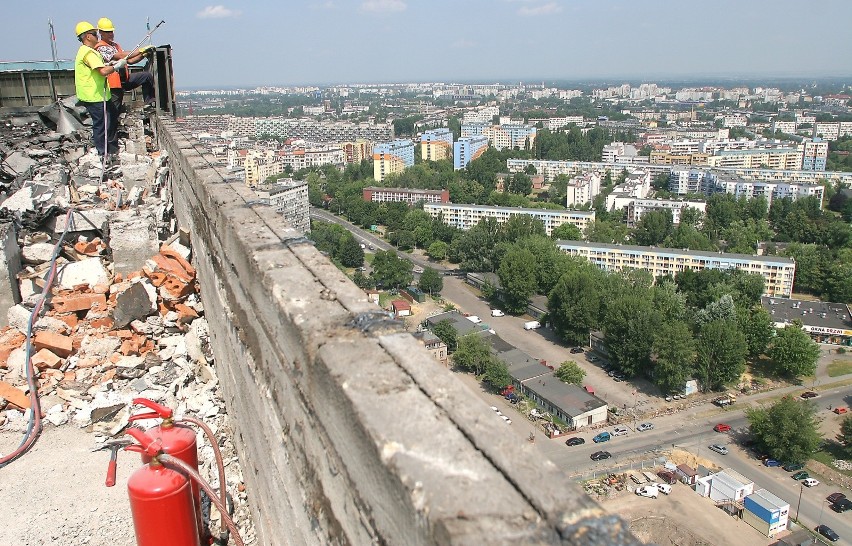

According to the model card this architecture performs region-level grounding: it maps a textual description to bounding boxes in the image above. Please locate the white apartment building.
[565,172,601,206]
[771,120,797,134]
[554,241,796,297]
[255,179,310,233]
[601,142,641,163]
[705,147,803,170]
[606,169,651,211]
[722,114,749,128]
[527,116,584,131]
[670,168,825,205]
[813,121,852,140]
[423,203,595,237]
[626,199,707,227]
[462,106,499,124]
[507,159,672,182]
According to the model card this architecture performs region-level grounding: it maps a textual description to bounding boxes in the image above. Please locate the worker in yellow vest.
[74,21,123,162]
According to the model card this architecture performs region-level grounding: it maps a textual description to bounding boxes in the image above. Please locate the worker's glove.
[139,46,155,56]
[112,58,128,70]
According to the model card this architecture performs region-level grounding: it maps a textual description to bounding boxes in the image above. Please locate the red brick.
[174,303,199,322]
[0,380,30,409]
[55,313,79,329]
[51,293,107,313]
[88,316,114,329]
[31,348,62,370]
[32,331,73,358]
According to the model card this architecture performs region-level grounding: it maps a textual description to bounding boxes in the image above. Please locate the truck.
[524,320,541,330]
[713,394,737,407]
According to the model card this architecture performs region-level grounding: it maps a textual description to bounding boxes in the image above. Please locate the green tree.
[739,306,774,358]
[453,332,493,375]
[501,215,546,243]
[585,220,629,244]
[555,360,586,386]
[336,232,364,268]
[768,322,821,377]
[508,173,533,195]
[432,319,458,352]
[484,359,512,391]
[497,247,538,313]
[633,209,674,246]
[694,319,747,391]
[651,321,695,394]
[747,396,821,464]
[426,240,449,261]
[370,250,413,289]
[551,223,583,240]
[602,291,656,377]
[418,267,443,295]
[839,415,852,457]
[548,269,600,345]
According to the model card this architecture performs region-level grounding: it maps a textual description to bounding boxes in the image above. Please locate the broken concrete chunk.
[56,257,109,290]
[113,281,157,328]
[3,152,37,176]
[50,209,111,235]
[7,304,32,333]
[78,335,121,359]
[33,315,71,334]
[1,185,35,213]
[22,242,56,264]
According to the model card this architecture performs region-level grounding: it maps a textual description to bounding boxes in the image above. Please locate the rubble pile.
[0,106,256,543]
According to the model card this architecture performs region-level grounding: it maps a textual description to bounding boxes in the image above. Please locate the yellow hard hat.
[75,21,95,37]
[97,17,115,32]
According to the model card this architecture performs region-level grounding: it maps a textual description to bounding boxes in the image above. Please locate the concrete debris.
[0,107,255,545]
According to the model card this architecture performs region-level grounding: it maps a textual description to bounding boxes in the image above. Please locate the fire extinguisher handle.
[105,458,117,487]
[131,397,173,419]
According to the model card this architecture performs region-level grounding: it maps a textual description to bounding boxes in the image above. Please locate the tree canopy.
[747,396,821,464]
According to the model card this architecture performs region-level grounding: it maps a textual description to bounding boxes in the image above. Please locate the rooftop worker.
[74,21,124,163]
[95,17,156,113]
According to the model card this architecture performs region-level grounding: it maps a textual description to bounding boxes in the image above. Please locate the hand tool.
[92,439,133,487]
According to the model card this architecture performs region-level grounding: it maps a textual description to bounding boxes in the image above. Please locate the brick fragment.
[55,313,79,330]
[32,331,73,358]
[51,293,107,313]
[88,316,114,330]
[0,330,26,367]
[0,380,30,409]
[31,348,62,370]
[175,303,199,323]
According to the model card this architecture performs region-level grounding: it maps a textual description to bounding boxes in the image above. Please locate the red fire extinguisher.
[124,427,201,546]
[129,398,203,536]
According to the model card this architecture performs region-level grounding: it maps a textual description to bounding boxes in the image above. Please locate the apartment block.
[421,128,454,162]
[454,136,489,170]
[255,179,310,233]
[771,120,797,134]
[507,159,673,182]
[254,117,394,143]
[705,147,803,170]
[801,138,828,171]
[554,240,795,297]
[626,199,707,227]
[483,124,537,151]
[341,139,373,164]
[423,203,595,237]
[372,139,415,182]
[669,168,825,206]
[565,172,601,206]
[462,106,499,124]
[362,187,449,205]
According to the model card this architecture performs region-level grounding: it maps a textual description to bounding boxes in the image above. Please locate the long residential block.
[555,240,795,297]
[424,202,595,236]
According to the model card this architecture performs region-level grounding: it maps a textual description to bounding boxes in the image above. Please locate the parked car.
[588,355,599,362]
[523,320,541,330]
[713,423,731,433]
[637,422,654,432]
[792,471,810,480]
[650,482,672,495]
[800,391,819,399]
[490,309,505,317]
[466,315,482,324]
[635,485,659,499]
[656,470,677,485]
[709,444,729,455]
[570,346,584,354]
[612,426,629,436]
[831,499,852,513]
[593,432,611,443]
[590,451,611,461]
[827,493,847,504]
[816,524,840,542]
[803,478,820,487]
[764,459,781,467]
[834,407,848,415]
[565,437,585,446]
[782,462,804,472]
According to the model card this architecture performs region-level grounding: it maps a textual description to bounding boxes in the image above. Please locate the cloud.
[360,0,407,13]
[196,5,242,19]
[452,39,476,48]
[518,2,562,16]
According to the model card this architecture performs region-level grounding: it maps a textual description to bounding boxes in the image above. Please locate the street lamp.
[819,499,828,527]
[795,482,804,521]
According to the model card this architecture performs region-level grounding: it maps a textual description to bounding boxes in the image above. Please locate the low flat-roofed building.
[762,296,852,346]
[743,488,789,538]
[696,468,754,503]
[520,372,608,430]
[362,186,449,205]
[412,330,448,366]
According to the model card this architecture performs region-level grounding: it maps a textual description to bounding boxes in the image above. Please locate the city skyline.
[13,0,852,88]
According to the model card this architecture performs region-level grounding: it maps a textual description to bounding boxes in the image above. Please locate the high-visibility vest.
[95,39,127,89]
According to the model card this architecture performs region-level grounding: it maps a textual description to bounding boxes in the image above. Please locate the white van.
[635,485,659,499]
[466,315,482,324]
[523,321,541,330]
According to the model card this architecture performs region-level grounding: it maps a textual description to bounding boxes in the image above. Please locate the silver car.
[708,444,729,455]
[636,422,654,432]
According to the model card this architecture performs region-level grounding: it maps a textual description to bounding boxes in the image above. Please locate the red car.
[834,407,848,415]
[714,423,732,433]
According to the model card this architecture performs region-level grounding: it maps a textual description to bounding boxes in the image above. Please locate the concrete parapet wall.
[154,117,640,545]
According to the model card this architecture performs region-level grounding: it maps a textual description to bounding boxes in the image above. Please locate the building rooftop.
[762,296,852,332]
[556,239,795,265]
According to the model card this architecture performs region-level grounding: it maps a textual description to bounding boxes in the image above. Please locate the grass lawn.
[827,360,852,378]
[812,441,852,477]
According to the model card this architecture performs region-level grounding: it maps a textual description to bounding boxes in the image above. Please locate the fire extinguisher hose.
[178,415,229,543]
[160,454,245,546]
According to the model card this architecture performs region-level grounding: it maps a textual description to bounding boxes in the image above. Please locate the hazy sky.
[8,1,852,89]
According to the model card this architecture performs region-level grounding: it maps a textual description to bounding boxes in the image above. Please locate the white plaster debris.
[0,110,256,543]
